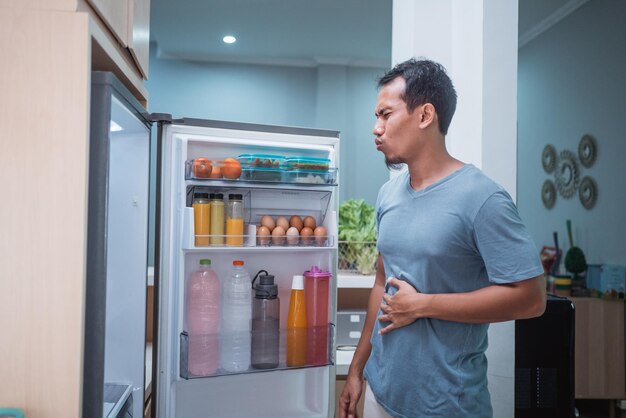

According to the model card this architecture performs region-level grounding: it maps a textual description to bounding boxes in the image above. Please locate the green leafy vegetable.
[338,199,377,274]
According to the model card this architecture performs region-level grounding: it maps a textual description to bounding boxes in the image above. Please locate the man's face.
[373,77,423,166]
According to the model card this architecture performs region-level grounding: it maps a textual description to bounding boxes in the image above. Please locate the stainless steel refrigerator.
[85,72,151,418]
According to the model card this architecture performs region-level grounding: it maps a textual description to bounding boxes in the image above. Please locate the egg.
[300,226,314,245]
[271,225,286,246]
[260,215,275,231]
[289,215,304,231]
[313,226,327,246]
[286,226,300,246]
[257,225,271,246]
[276,216,290,231]
[303,216,317,229]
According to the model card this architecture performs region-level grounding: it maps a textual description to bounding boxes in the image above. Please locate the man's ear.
[419,103,436,129]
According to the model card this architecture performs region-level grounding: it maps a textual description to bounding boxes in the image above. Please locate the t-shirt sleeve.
[473,190,544,284]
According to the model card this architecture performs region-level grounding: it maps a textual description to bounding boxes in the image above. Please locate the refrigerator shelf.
[186,159,337,186]
[179,323,335,379]
[188,234,334,250]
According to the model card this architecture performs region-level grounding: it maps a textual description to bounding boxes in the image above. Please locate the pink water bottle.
[185,259,220,376]
[304,265,331,365]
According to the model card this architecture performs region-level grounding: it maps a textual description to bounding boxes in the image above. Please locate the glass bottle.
[225,193,244,246]
[209,193,225,246]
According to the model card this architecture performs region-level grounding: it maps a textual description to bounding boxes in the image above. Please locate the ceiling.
[150,0,581,68]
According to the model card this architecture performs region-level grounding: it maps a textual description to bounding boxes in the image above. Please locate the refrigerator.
[85,72,151,418]
[86,71,340,418]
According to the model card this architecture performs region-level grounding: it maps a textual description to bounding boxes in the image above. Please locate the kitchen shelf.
[337,273,375,288]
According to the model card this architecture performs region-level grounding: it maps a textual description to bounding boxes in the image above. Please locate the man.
[339,58,546,418]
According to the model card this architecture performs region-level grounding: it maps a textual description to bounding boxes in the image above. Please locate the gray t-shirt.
[364,164,543,418]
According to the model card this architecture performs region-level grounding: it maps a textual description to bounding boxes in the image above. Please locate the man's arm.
[378,274,546,334]
[339,254,386,418]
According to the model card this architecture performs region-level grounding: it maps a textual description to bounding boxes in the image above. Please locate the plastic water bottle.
[220,260,252,372]
[185,259,220,376]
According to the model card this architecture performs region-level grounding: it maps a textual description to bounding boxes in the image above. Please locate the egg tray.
[255,235,332,247]
[192,235,333,248]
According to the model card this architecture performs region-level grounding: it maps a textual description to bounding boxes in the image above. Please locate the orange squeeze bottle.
[286,275,307,366]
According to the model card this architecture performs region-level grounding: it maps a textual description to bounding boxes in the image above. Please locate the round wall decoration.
[578,134,597,168]
[542,144,557,173]
[541,180,557,209]
[555,150,579,199]
[578,176,598,209]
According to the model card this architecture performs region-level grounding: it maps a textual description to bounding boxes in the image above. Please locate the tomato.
[222,158,242,179]
[209,165,222,178]
[193,158,212,178]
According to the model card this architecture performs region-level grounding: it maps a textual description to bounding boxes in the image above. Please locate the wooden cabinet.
[570,297,625,399]
[87,0,150,78]
[87,0,130,46]
[0,2,148,417]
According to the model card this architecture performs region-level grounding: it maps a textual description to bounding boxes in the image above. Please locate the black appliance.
[515,295,575,417]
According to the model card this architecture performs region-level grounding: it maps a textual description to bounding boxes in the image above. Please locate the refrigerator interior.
[104,95,150,418]
[156,122,339,418]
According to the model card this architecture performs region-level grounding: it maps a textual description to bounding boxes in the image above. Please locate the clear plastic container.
[282,168,337,185]
[192,192,210,246]
[209,194,225,246]
[225,194,244,246]
[237,154,285,169]
[237,154,285,182]
[284,157,330,172]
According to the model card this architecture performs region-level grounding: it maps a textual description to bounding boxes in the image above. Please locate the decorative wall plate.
[542,144,557,173]
[542,180,557,209]
[578,134,597,168]
[555,150,579,199]
[579,176,598,209]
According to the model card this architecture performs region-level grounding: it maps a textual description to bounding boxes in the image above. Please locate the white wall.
[517,0,626,266]
[145,47,389,264]
[392,1,519,416]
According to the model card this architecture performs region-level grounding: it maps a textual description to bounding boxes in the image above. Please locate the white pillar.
[392,1,519,416]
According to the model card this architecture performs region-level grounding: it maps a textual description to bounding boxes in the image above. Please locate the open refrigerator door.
[154,118,339,418]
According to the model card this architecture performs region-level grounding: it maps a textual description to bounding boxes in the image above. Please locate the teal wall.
[517,1,626,266]
[146,46,389,265]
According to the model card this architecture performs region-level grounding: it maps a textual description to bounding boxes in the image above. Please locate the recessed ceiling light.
[223,35,237,44]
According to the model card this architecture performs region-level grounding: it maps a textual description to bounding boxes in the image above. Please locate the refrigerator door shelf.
[182,207,337,251]
[185,187,334,223]
[179,323,335,379]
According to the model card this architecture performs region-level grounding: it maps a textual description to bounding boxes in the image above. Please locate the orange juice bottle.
[225,193,244,246]
[286,275,307,366]
[192,192,210,246]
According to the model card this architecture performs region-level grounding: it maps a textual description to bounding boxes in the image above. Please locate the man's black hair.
[378,58,457,135]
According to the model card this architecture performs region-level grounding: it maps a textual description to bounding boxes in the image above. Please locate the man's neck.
[406,148,464,191]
